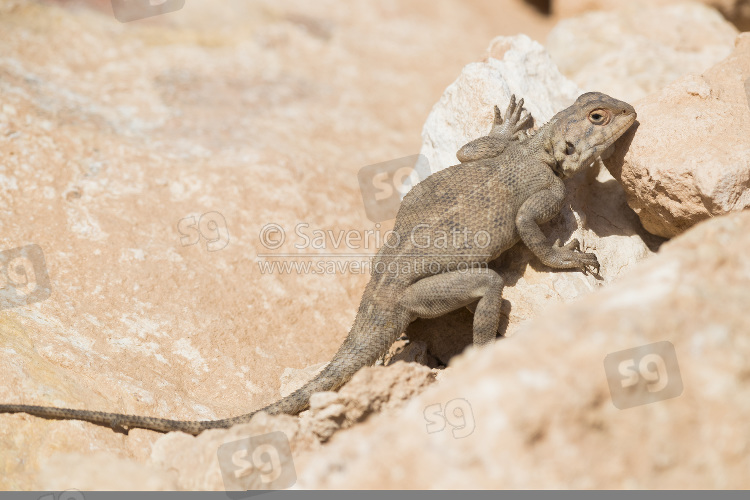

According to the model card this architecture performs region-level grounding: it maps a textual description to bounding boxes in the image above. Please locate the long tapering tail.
[0,309,408,435]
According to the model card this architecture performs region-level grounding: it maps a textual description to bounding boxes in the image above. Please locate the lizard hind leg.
[400,268,504,347]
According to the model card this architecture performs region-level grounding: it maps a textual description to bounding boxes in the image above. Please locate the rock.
[386,339,436,366]
[145,412,306,491]
[547,2,738,102]
[298,210,750,489]
[40,453,179,491]
[280,362,328,398]
[303,362,436,442]
[0,1,554,489]
[33,362,436,490]
[605,33,750,238]
[552,0,750,32]
[412,34,660,364]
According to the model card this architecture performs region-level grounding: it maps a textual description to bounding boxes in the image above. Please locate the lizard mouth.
[604,114,636,147]
[583,114,637,166]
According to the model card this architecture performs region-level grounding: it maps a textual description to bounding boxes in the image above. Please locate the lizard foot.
[552,238,600,275]
[493,94,534,140]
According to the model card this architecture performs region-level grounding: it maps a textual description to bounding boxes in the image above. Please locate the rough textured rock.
[303,362,436,442]
[553,0,750,32]
[605,33,750,238]
[298,210,750,489]
[0,0,556,489]
[147,413,304,492]
[547,2,738,102]
[41,454,179,491]
[5,0,748,492]
[411,34,660,364]
[36,362,436,491]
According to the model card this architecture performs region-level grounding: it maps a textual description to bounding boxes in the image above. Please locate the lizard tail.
[0,309,410,435]
[0,403,228,434]
[228,307,411,419]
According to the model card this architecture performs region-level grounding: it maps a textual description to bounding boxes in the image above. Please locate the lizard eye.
[565,141,575,155]
[588,109,610,125]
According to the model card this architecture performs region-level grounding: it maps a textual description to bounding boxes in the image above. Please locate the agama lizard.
[0,92,636,435]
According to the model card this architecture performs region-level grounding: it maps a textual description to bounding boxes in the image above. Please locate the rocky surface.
[1,0,749,492]
[605,33,750,238]
[38,362,435,490]
[547,2,739,102]
[0,0,553,489]
[553,0,750,32]
[299,210,750,489]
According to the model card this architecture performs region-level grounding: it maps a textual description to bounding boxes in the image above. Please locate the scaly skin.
[0,92,636,435]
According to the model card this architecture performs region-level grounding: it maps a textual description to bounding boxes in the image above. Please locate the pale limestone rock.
[40,453,178,491]
[298,210,750,489]
[303,362,436,442]
[280,361,328,397]
[147,413,305,491]
[412,35,660,363]
[605,33,750,238]
[0,0,552,490]
[386,339,433,365]
[34,362,436,491]
[547,2,738,102]
[553,0,750,32]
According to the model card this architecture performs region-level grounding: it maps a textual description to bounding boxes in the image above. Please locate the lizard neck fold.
[525,125,562,177]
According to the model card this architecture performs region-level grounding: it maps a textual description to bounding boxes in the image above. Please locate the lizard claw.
[491,95,535,140]
[553,238,599,275]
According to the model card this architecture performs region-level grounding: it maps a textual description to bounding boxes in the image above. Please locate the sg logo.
[357,154,431,222]
[604,341,684,409]
[423,398,475,439]
[217,431,296,494]
[0,244,51,310]
[177,212,230,252]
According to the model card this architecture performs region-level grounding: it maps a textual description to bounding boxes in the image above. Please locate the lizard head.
[549,92,636,179]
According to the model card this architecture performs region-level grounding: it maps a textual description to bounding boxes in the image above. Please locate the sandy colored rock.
[298,210,750,489]
[304,362,436,442]
[412,34,660,364]
[144,413,305,491]
[280,362,328,398]
[34,361,436,491]
[40,453,178,491]
[0,0,554,489]
[553,0,750,31]
[605,33,750,238]
[547,2,738,102]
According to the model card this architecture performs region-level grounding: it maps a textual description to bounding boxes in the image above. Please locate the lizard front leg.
[515,179,600,274]
[456,95,535,163]
[491,94,535,141]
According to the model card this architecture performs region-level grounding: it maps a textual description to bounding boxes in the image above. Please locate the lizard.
[0,92,636,435]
